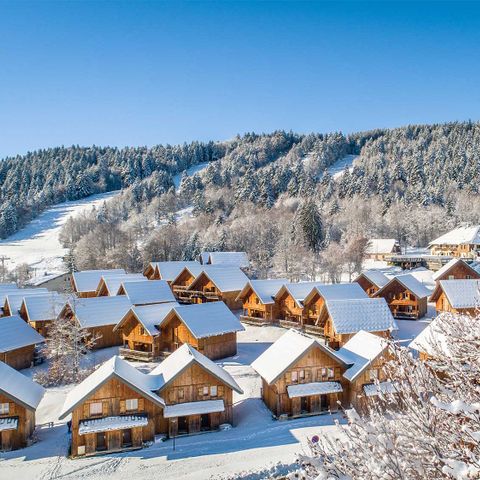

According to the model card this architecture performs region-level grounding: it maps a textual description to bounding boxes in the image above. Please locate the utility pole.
[0,255,10,282]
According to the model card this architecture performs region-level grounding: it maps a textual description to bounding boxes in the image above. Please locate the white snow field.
[326,154,359,179]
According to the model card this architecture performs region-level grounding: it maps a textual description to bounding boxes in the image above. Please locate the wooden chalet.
[114,302,179,361]
[302,283,367,336]
[2,288,49,317]
[0,316,45,370]
[0,361,45,451]
[170,265,205,303]
[317,298,397,349]
[59,355,165,457]
[96,273,145,297]
[58,296,132,350]
[200,251,250,270]
[29,272,72,293]
[365,239,401,261]
[143,261,200,282]
[236,278,287,325]
[117,279,176,306]
[430,279,480,315]
[150,344,243,437]
[185,266,250,310]
[71,269,125,297]
[374,274,431,319]
[354,270,390,297]
[19,292,67,337]
[431,258,480,283]
[429,225,480,258]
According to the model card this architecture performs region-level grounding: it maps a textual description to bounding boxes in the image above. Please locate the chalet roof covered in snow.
[304,283,367,304]
[236,278,288,304]
[171,264,206,284]
[356,270,390,289]
[366,238,399,255]
[79,415,148,435]
[188,266,250,293]
[251,329,347,385]
[118,280,176,305]
[275,282,324,308]
[435,279,480,309]
[432,258,478,281]
[160,302,245,339]
[201,251,250,269]
[59,355,165,419]
[153,261,201,282]
[31,272,69,287]
[336,330,389,382]
[65,296,132,328]
[150,343,243,394]
[0,315,45,352]
[409,317,450,357]
[409,268,436,290]
[0,361,45,411]
[98,273,146,296]
[325,298,398,335]
[72,269,125,293]
[376,274,431,299]
[3,289,49,315]
[114,302,179,336]
[163,399,225,418]
[429,225,480,246]
[21,292,68,322]
[287,381,343,398]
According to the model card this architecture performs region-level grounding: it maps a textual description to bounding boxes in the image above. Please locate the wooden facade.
[0,345,36,371]
[355,274,382,297]
[0,392,36,451]
[238,287,278,325]
[430,242,480,258]
[433,260,480,283]
[430,287,476,316]
[187,273,243,310]
[171,268,200,304]
[274,289,304,327]
[143,264,160,280]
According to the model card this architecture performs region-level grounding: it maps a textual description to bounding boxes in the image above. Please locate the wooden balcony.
[239,315,271,326]
[303,324,325,337]
[278,319,302,330]
[119,347,156,362]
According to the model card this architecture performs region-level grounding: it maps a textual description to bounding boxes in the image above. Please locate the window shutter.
[218,385,224,397]
[138,398,144,411]
[335,367,341,379]
[198,387,203,398]
[83,403,90,418]
[120,400,126,414]
[285,372,291,383]
[305,370,311,381]
[102,401,109,416]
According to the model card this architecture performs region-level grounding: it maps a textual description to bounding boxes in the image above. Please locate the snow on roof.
[0,315,45,352]
[72,269,125,293]
[202,251,250,268]
[429,225,480,246]
[79,414,148,435]
[276,282,324,308]
[30,272,68,286]
[21,292,68,322]
[408,268,436,290]
[363,381,399,397]
[99,273,145,296]
[66,296,132,328]
[366,239,398,255]
[437,279,480,309]
[409,317,449,357]
[432,258,478,281]
[3,289,49,315]
[154,261,201,282]
[336,330,389,382]
[163,399,225,418]
[59,355,165,419]
[0,361,45,410]
[150,344,243,394]
[119,280,176,305]
[251,329,346,385]
[161,302,245,339]
[115,302,179,336]
[357,270,390,289]
[308,283,368,303]
[0,417,18,431]
[237,278,288,304]
[188,266,250,293]
[287,381,343,398]
[326,298,398,335]
[171,264,206,284]
[378,274,431,299]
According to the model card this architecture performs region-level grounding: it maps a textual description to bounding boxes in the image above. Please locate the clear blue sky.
[1,1,480,158]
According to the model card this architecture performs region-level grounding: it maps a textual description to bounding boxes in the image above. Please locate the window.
[448,275,455,280]
[125,399,138,411]
[0,403,9,415]
[203,386,209,396]
[299,370,305,380]
[210,386,217,397]
[466,275,472,279]
[178,389,184,400]
[327,368,334,379]
[89,402,103,416]
[321,368,327,379]
[369,369,379,381]
[291,371,298,383]
[139,326,146,336]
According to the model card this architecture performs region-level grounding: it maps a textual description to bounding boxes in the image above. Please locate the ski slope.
[327,154,359,179]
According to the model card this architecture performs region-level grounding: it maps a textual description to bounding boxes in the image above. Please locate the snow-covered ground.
[172,162,210,189]
[0,322,429,480]
[326,154,359,179]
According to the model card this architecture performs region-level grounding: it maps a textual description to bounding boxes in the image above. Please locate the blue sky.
[1,1,480,158]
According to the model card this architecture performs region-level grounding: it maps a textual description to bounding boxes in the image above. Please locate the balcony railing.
[278,319,302,329]
[119,347,156,362]
[240,315,271,326]
[303,324,324,337]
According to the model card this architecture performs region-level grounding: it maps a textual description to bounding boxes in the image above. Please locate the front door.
[122,429,132,448]
[320,394,328,411]
[300,396,308,413]
[200,414,210,431]
[96,432,107,452]
[177,416,188,434]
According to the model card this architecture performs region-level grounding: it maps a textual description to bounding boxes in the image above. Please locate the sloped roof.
[114,302,179,336]
[236,278,288,304]
[31,272,69,286]
[275,282,324,308]
[429,225,480,246]
[251,329,347,385]
[0,361,45,411]
[154,261,201,282]
[118,280,176,305]
[171,265,205,285]
[3,289,49,315]
[326,298,398,335]
[65,296,132,328]
[0,315,45,352]
[59,355,165,419]
[376,274,431,299]
[188,266,250,293]
[305,283,367,305]
[161,302,245,339]
[72,269,125,293]
[432,258,479,281]
[202,251,250,268]
[409,268,436,290]
[98,273,145,296]
[436,279,480,309]
[409,317,450,357]
[336,330,389,382]
[150,344,243,394]
[21,292,68,322]
[356,270,390,289]
[366,238,398,255]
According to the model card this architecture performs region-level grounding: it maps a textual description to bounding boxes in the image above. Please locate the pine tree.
[295,199,324,252]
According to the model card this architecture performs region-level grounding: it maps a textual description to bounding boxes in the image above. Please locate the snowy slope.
[327,154,359,179]
[173,162,210,189]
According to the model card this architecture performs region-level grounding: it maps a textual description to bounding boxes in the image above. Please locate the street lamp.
[171,418,177,451]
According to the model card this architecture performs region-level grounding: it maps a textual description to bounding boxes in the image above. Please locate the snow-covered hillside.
[303,153,359,179]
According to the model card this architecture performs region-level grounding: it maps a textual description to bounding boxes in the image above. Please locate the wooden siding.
[430,243,480,258]
[0,393,35,451]
[434,261,480,282]
[188,275,242,310]
[375,280,427,320]
[87,324,123,350]
[355,276,381,297]
[0,345,36,370]
[240,288,278,322]
[275,290,304,324]
[434,290,476,316]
